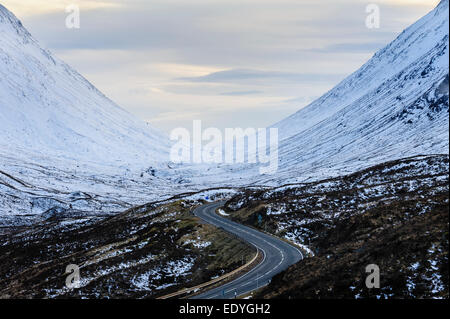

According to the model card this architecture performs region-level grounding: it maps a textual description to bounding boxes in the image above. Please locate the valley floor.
[0,154,448,299]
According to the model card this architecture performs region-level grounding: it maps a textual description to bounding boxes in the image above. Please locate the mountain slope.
[0,4,169,166]
[264,0,449,184]
[0,5,179,226]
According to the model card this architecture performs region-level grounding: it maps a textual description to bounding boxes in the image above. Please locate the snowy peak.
[261,1,449,184]
[0,5,169,167]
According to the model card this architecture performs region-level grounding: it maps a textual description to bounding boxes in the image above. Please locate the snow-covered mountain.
[0,4,169,167]
[264,0,449,184]
[0,4,178,225]
[164,1,449,187]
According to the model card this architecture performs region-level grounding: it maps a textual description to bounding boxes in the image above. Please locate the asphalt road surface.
[192,201,303,299]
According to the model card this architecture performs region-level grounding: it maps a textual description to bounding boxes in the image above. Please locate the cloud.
[220,90,262,96]
[178,69,345,84]
[1,0,122,17]
[304,42,388,54]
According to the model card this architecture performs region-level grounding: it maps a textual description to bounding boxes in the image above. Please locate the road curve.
[192,201,303,299]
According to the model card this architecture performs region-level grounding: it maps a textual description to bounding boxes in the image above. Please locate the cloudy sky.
[2,0,439,132]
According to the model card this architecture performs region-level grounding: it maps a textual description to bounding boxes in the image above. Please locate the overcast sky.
[3,0,439,132]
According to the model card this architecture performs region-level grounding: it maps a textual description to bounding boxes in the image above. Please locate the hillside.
[0,4,179,225]
[255,0,448,185]
[0,4,169,166]
[175,1,449,188]
[223,155,449,298]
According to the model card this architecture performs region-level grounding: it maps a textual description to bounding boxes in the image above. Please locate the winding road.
[192,201,303,299]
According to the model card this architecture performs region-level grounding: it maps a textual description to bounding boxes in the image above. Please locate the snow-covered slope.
[264,0,449,184]
[0,4,169,166]
[0,5,179,225]
[165,1,449,188]
[274,0,449,142]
